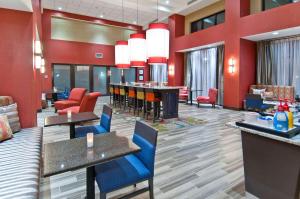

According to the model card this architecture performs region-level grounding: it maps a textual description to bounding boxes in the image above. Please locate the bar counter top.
[110,83,182,90]
[227,121,300,146]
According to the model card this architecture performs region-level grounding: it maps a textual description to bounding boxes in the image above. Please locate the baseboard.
[223,106,242,111]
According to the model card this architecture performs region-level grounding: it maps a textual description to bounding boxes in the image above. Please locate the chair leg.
[100,192,106,199]
[197,103,199,108]
[149,178,154,199]
[134,184,137,188]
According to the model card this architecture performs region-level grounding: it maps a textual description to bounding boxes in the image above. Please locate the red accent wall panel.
[0,9,37,128]
[168,14,185,86]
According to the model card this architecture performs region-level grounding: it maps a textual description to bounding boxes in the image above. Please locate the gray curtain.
[150,64,168,83]
[186,46,220,102]
[257,36,300,95]
[216,45,224,105]
[257,41,273,84]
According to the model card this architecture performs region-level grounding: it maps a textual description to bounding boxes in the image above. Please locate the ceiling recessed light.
[272,32,279,35]
[100,15,104,18]
[58,7,62,10]
[166,0,170,4]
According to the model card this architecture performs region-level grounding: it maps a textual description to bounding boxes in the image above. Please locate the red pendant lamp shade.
[115,40,130,69]
[129,33,147,67]
[146,23,169,64]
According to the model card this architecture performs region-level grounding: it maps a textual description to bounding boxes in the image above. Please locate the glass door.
[75,65,90,91]
[124,68,136,83]
[110,67,121,83]
[93,66,107,95]
[53,64,71,92]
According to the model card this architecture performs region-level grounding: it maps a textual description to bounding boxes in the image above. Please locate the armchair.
[57,92,101,115]
[54,88,87,111]
[196,88,218,108]
[179,87,189,103]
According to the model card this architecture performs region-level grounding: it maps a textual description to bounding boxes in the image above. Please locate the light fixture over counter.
[146,23,169,64]
[115,41,130,69]
[129,33,147,67]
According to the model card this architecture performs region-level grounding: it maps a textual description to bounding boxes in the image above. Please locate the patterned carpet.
[39,97,247,199]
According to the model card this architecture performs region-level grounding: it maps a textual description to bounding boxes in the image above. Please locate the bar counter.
[110,83,181,119]
[227,121,300,199]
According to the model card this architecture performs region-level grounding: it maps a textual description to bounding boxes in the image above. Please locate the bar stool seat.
[128,88,137,114]
[145,90,161,122]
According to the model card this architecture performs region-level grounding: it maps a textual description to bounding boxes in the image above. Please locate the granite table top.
[44,112,99,127]
[227,121,300,147]
[43,132,140,177]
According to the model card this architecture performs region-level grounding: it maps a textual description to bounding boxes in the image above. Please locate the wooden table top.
[43,132,140,177]
[44,112,99,127]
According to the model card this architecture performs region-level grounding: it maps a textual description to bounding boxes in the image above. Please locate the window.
[263,0,294,11]
[191,11,225,33]
[53,65,71,92]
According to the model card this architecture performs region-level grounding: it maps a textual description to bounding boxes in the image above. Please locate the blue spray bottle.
[273,100,289,131]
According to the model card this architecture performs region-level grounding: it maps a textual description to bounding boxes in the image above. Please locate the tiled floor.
[39,97,247,199]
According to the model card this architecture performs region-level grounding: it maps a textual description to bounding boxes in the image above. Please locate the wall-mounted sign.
[95,53,103,59]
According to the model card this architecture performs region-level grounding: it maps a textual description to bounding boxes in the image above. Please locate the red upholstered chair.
[179,87,189,103]
[54,88,87,111]
[58,92,101,115]
[196,88,218,108]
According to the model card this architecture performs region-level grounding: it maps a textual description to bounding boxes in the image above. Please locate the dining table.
[43,132,141,199]
[44,112,99,139]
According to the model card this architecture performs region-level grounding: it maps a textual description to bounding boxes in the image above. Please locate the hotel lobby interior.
[1,0,300,199]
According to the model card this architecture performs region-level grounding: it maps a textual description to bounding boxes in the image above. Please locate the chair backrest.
[132,121,158,176]
[68,88,87,102]
[79,92,101,112]
[179,87,188,94]
[208,88,218,102]
[100,105,113,132]
[136,88,145,100]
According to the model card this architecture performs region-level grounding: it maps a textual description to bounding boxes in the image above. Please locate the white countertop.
[226,121,300,147]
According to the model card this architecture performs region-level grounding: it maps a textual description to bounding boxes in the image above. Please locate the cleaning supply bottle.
[288,101,294,129]
[283,99,294,129]
[273,100,289,131]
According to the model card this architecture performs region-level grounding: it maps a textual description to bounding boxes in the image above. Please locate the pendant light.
[146,0,169,64]
[115,0,130,69]
[129,0,147,67]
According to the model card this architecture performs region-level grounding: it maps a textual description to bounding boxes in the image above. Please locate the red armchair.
[179,87,189,103]
[58,92,101,115]
[54,88,87,111]
[196,88,218,108]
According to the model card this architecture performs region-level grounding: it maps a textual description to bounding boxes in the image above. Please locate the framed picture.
[138,69,144,75]
[138,75,144,81]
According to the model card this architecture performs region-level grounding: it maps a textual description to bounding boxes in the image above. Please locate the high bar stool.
[145,89,161,123]
[109,85,114,105]
[119,86,127,110]
[136,87,146,117]
[113,86,120,108]
[128,87,137,114]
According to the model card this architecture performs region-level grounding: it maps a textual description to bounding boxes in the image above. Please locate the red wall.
[0,8,37,128]
[168,14,185,86]
[42,10,143,91]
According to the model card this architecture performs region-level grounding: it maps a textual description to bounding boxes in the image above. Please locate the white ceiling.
[243,26,300,41]
[0,0,32,12]
[41,0,221,27]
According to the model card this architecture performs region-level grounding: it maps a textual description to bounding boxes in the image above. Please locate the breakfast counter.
[227,121,300,199]
[110,83,181,119]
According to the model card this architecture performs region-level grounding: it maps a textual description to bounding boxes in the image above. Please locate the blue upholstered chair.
[94,121,158,199]
[74,105,113,138]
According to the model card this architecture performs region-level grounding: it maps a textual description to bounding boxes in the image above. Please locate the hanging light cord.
[136,0,139,25]
[156,0,159,22]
